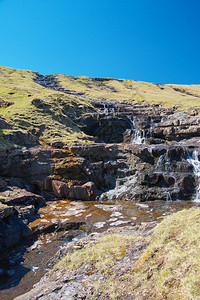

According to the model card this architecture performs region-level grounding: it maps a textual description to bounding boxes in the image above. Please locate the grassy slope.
[0,65,200,147]
[0,66,95,146]
[56,73,200,110]
[54,208,200,299]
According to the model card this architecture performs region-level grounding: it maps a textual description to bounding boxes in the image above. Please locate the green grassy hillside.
[0,66,95,147]
[56,73,200,109]
[0,65,199,148]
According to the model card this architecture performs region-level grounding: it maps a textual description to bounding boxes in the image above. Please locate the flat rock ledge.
[15,222,156,300]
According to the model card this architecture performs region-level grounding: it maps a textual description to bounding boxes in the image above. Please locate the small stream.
[0,198,197,300]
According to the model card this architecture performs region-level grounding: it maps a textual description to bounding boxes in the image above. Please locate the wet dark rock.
[0,147,53,185]
[129,145,154,164]
[139,173,175,188]
[29,217,85,235]
[69,143,121,161]
[0,205,13,220]
[15,205,36,221]
[50,139,64,149]
[177,174,196,200]
[0,179,6,189]
[31,98,45,108]
[0,187,45,206]
[0,213,32,255]
[79,114,132,143]
[4,130,37,145]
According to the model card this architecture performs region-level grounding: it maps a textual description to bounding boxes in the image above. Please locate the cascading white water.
[156,150,171,172]
[128,116,134,130]
[103,104,109,114]
[128,117,146,145]
[100,175,137,200]
[132,129,146,145]
[102,104,115,114]
[187,150,200,202]
[156,154,164,170]
[165,191,172,202]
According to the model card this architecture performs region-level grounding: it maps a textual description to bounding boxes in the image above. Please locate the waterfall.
[128,116,146,145]
[166,191,172,202]
[132,129,146,145]
[156,154,164,170]
[187,150,200,202]
[128,116,135,130]
[100,175,137,201]
[103,104,109,114]
[102,104,115,114]
[156,150,171,172]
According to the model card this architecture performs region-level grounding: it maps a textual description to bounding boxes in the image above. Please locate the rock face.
[1,99,200,254]
[0,205,31,253]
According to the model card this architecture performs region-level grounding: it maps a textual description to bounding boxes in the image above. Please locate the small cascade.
[187,150,200,202]
[160,117,164,123]
[110,107,115,113]
[166,191,172,202]
[148,127,153,139]
[132,129,146,145]
[156,154,165,170]
[103,104,109,114]
[128,116,135,130]
[156,150,172,172]
[100,175,137,201]
[164,150,171,172]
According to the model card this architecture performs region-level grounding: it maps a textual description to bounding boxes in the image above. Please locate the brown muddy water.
[0,199,197,300]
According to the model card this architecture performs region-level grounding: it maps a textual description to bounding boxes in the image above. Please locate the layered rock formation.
[0,68,200,259]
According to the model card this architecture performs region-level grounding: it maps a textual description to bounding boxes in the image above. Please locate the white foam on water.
[109,220,130,226]
[93,222,106,228]
[136,203,149,208]
[94,204,123,211]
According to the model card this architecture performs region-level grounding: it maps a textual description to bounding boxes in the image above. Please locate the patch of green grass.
[54,233,144,299]
[55,234,141,272]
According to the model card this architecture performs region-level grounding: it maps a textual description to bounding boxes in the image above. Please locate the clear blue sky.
[0,0,199,84]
